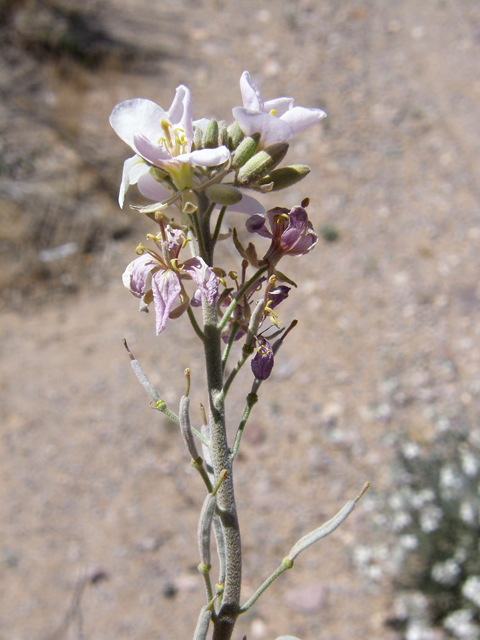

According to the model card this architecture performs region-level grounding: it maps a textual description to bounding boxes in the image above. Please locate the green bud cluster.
[192,120,311,193]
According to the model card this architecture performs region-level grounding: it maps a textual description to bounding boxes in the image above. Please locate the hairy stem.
[202,297,242,640]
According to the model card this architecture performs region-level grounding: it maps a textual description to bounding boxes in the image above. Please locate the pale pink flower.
[122,227,218,335]
[232,71,326,147]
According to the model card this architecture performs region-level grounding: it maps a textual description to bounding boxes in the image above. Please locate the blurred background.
[1,0,480,639]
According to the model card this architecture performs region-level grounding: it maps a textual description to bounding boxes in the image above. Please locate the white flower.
[110,85,230,206]
[463,576,480,608]
[232,71,326,147]
[431,559,461,586]
[443,610,480,640]
[400,534,419,550]
[419,505,443,532]
[461,450,480,477]
[460,500,476,525]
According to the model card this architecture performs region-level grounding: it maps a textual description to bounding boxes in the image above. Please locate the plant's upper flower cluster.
[110,71,326,214]
[114,74,323,374]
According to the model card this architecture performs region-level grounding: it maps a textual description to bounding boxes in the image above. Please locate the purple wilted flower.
[232,71,326,148]
[251,336,274,380]
[246,205,318,266]
[110,85,230,207]
[122,226,218,335]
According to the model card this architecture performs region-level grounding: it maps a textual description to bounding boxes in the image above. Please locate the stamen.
[269,108,278,116]
[169,258,182,272]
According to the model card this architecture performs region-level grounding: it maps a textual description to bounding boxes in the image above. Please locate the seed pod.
[232,132,261,169]
[236,143,289,187]
[227,120,245,151]
[179,394,200,460]
[205,184,243,205]
[257,165,311,191]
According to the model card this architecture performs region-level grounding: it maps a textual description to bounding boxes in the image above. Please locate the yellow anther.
[274,213,290,225]
[135,243,146,255]
[161,118,172,141]
[269,108,278,116]
[181,235,191,249]
[169,258,182,272]
[228,271,238,280]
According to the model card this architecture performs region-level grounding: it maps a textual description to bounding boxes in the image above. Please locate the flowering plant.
[111,71,368,640]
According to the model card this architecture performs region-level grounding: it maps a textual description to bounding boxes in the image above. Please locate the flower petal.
[240,71,265,112]
[221,192,266,216]
[251,337,274,380]
[280,106,327,134]
[182,257,219,304]
[122,253,156,298]
[232,107,294,147]
[168,85,194,147]
[119,155,150,207]
[245,213,273,239]
[133,134,173,167]
[190,289,203,307]
[268,285,290,308]
[151,269,182,334]
[176,146,230,167]
[264,97,294,117]
[110,99,167,152]
[137,172,173,202]
[193,117,211,132]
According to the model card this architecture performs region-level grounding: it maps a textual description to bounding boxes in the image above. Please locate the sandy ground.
[1,0,480,638]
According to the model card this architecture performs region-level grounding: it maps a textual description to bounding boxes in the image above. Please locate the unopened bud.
[205,184,243,205]
[193,125,204,151]
[218,120,228,147]
[232,133,261,169]
[203,119,219,149]
[236,143,289,187]
[257,165,311,191]
[227,121,245,151]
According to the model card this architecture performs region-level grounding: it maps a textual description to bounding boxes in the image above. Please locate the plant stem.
[202,296,242,640]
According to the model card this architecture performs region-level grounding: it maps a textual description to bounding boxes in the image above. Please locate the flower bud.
[257,165,311,191]
[202,119,219,149]
[218,120,229,147]
[193,125,204,150]
[205,184,243,205]
[227,121,245,151]
[232,132,261,169]
[236,143,289,187]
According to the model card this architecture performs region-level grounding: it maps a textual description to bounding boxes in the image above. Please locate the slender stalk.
[212,205,227,246]
[189,211,208,263]
[221,321,240,372]
[230,393,258,461]
[198,192,216,265]
[238,558,293,613]
[187,306,205,342]
[218,266,268,332]
[222,345,254,398]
